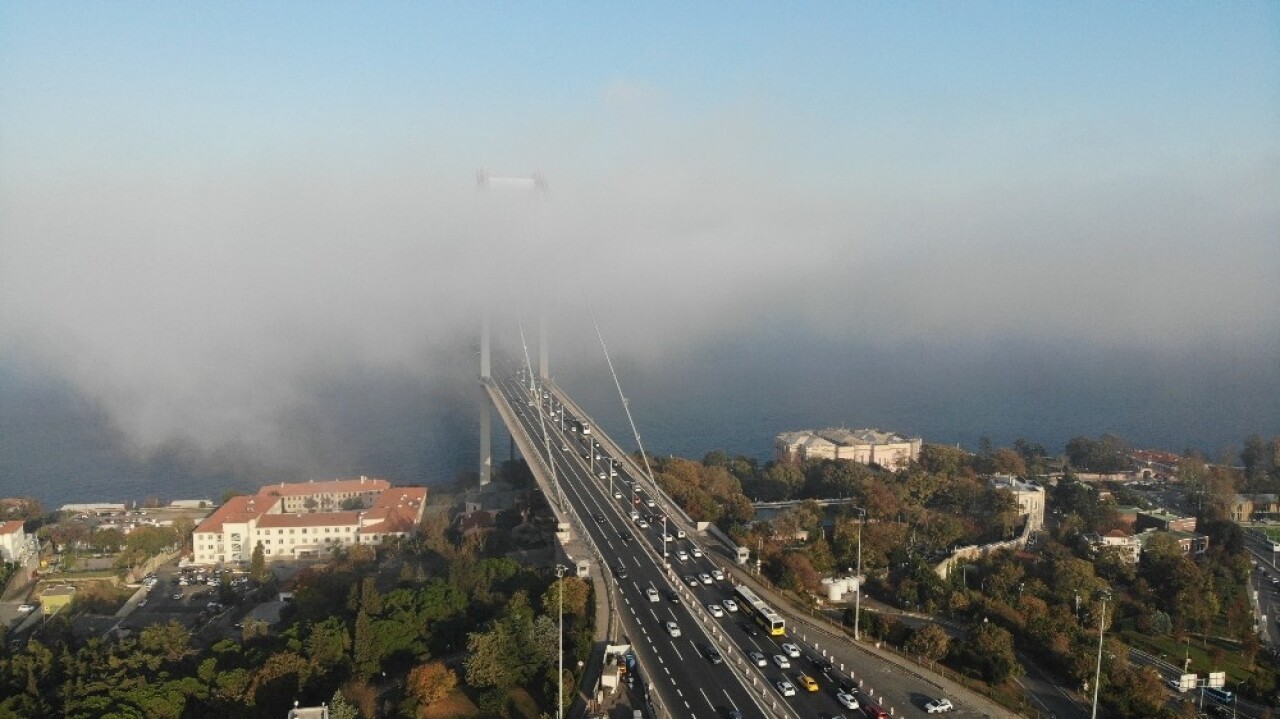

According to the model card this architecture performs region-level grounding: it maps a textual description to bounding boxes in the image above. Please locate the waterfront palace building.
[192,477,426,566]
[775,428,923,470]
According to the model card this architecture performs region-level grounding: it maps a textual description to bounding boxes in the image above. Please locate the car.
[862,702,890,719]
[722,598,739,612]
[711,568,724,580]
[684,575,700,588]
[781,642,801,658]
[728,711,743,719]
[593,513,606,523]
[741,622,760,637]
[676,550,689,561]
[645,498,657,508]
[561,443,569,451]
[692,546,703,558]
[836,689,860,709]
[796,673,818,692]
[629,510,640,520]
[699,573,713,585]
[772,654,791,669]
[619,532,632,542]
[925,698,954,713]
[775,679,796,697]
[171,593,183,600]
[667,591,681,604]
[662,533,675,543]
[748,651,768,666]
[613,490,623,499]
[636,519,649,529]
[597,471,607,480]
[646,587,660,602]
[17,604,36,613]
[613,565,628,580]
[137,599,148,608]
[705,646,723,664]
[676,529,686,539]
[707,603,724,617]
[665,621,682,637]
[812,655,834,674]
[1167,678,1187,693]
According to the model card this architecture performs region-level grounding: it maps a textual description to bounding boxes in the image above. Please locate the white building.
[0,520,28,562]
[192,479,425,566]
[775,428,922,469]
[989,475,1046,533]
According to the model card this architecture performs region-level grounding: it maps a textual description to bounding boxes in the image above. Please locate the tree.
[305,616,351,671]
[407,661,458,707]
[541,576,590,617]
[328,689,358,719]
[960,620,1021,683]
[905,623,950,665]
[250,542,268,584]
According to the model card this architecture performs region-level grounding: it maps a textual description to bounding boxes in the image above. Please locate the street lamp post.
[555,564,566,719]
[855,507,865,641]
[1091,591,1111,719]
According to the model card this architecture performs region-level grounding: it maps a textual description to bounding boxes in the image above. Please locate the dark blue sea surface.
[3,333,1278,509]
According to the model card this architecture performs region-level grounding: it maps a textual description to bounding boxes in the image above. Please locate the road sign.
[1178,674,1196,692]
[1208,671,1226,688]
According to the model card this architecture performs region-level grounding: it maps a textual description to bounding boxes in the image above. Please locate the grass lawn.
[1120,629,1255,682]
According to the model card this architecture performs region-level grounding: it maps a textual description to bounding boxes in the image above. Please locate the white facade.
[0,521,28,562]
[775,428,923,469]
[191,480,425,566]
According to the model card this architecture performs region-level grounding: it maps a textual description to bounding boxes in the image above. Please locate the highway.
[496,369,922,719]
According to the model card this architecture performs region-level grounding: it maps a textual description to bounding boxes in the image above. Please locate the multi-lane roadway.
[497,370,912,719]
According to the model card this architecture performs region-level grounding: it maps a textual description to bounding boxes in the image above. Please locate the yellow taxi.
[797,673,819,692]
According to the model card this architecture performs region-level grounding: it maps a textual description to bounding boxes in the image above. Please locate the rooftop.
[257,511,360,529]
[0,520,24,536]
[259,476,390,497]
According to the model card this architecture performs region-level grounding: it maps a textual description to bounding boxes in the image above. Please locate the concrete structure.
[59,503,127,515]
[192,479,426,565]
[0,520,28,562]
[40,585,76,615]
[1137,528,1209,556]
[775,428,922,469]
[989,475,1047,533]
[1230,494,1280,522]
[1089,529,1143,563]
[1135,510,1197,533]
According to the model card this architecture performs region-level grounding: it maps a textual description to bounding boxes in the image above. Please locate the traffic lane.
[531,408,774,716]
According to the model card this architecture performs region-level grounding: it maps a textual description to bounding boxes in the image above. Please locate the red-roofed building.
[0,520,28,562]
[191,480,426,565]
[258,476,390,513]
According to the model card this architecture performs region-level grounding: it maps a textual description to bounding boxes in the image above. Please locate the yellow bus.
[734,584,785,636]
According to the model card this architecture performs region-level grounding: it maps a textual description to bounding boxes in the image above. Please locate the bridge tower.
[476,170,547,484]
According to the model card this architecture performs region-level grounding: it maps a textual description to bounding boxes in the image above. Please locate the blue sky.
[0,2,1277,453]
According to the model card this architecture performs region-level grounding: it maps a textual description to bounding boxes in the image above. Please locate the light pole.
[555,564,566,719]
[1091,590,1111,719]
[854,507,865,641]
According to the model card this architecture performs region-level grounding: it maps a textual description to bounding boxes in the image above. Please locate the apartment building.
[192,478,425,566]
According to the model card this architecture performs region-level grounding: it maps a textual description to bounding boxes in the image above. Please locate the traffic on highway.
[497,369,964,718]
